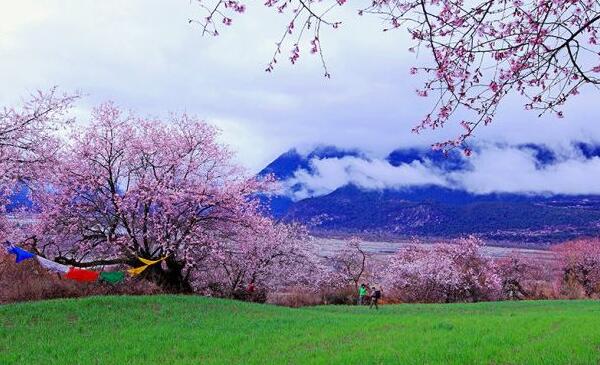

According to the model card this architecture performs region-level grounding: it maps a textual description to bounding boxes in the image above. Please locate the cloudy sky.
[2,1,599,195]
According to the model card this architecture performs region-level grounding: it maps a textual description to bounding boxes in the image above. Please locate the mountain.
[260,146,363,180]
[283,185,600,244]
[5,183,33,212]
[260,144,600,245]
[258,146,363,217]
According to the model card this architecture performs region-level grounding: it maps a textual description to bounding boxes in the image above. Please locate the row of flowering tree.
[0,89,539,301]
[335,235,593,304]
[3,89,600,302]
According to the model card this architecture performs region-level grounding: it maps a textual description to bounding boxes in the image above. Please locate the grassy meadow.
[2,295,600,364]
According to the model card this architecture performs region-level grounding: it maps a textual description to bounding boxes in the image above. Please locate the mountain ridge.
[260,144,600,245]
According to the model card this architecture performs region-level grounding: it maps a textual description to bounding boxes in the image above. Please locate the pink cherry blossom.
[384,236,501,303]
[552,238,600,297]
[28,102,312,293]
[0,87,77,240]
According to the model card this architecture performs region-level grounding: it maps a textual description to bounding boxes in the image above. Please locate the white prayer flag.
[36,255,69,274]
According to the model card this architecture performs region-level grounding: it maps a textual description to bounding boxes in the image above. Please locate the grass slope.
[2,296,600,364]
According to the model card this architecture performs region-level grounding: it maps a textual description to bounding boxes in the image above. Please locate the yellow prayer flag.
[138,256,166,266]
[127,265,149,276]
[127,256,168,276]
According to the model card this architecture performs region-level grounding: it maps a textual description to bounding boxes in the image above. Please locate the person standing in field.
[370,286,382,310]
[358,283,367,305]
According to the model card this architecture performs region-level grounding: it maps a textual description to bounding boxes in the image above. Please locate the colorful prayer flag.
[36,256,69,274]
[6,245,168,287]
[8,246,35,263]
[65,267,100,282]
[99,271,125,284]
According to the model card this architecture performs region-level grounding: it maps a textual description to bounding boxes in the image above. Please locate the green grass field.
[2,296,600,364]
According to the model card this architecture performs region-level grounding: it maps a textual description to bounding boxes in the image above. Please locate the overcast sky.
[2,0,599,175]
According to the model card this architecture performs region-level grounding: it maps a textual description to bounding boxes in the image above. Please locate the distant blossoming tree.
[0,88,77,240]
[192,0,600,152]
[29,102,303,292]
[552,238,600,297]
[384,236,500,303]
[195,222,321,298]
[0,87,76,188]
[495,252,547,300]
[328,237,370,291]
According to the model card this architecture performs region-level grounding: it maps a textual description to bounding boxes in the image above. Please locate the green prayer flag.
[100,271,126,284]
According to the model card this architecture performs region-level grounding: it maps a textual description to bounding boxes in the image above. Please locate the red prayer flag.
[65,267,100,282]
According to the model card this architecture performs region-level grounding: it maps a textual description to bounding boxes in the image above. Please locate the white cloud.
[288,156,448,200]
[283,144,600,199]
[451,145,600,195]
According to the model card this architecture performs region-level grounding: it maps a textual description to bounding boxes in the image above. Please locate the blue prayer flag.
[8,246,35,263]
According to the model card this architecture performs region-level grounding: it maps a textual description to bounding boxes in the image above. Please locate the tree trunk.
[144,260,193,293]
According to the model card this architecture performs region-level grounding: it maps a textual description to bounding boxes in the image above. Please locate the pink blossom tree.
[495,252,548,300]
[192,1,600,152]
[384,236,500,303]
[0,87,77,241]
[194,222,321,299]
[328,237,370,291]
[552,238,600,297]
[0,87,76,188]
[29,102,284,292]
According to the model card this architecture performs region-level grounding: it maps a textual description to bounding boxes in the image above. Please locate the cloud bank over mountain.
[289,157,447,200]
[450,145,600,195]
[282,143,600,200]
